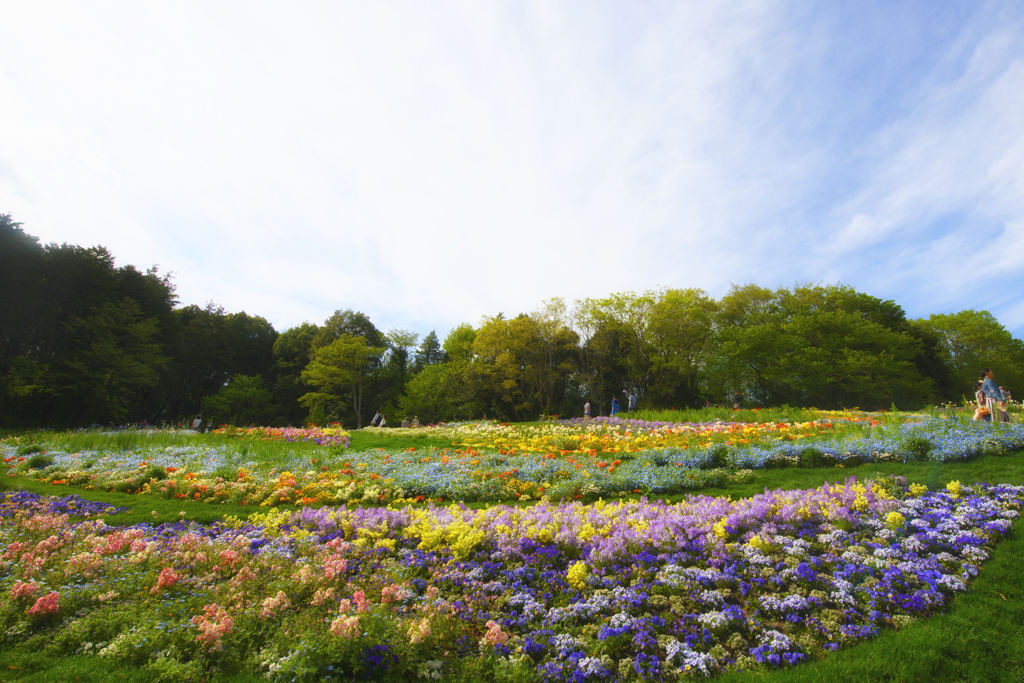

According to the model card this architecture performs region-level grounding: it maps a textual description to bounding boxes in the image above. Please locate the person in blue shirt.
[611,397,620,415]
[980,368,1008,422]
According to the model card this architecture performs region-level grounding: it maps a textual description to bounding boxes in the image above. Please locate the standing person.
[191,414,202,431]
[611,397,620,416]
[583,401,591,418]
[980,368,1007,422]
[371,410,382,427]
[733,391,743,410]
[379,414,387,428]
[973,381,991,422]
[628,393,637,412]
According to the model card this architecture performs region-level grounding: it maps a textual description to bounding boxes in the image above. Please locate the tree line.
[2,213,1022,429]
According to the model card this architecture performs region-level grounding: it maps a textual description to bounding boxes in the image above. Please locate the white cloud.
[2,1,1023,338]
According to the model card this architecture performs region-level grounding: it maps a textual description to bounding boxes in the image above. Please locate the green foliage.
[442,323,477,363]
[201,374,276,427]
[26,453,54,469]
[714,284,935,409]
[300,334,383,428]
[904,436,934,462]
[797,447,826,468]
[920,309,1024,402]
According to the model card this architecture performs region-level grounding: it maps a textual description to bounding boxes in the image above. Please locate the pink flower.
[10,580,39,601]
[150,567,182,594]
[191,603,234,653]
[27,591,59,617]
[353,590,370,614]
[259,591,291,619]
[330,615,360,639]
[479,620,508,648]
[408,617,432,645]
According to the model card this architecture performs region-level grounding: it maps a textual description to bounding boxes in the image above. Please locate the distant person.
[191,414,202,431]
[733,392,743,410]
[412,416,420,426]
[611,397,620,416]
[401,417,410,428]
[371,410,382,427]
[379,414,387,428]
[980,368,1007,422]
[583,401,591,418]
[704,400,712,409]
[628,393,637,412]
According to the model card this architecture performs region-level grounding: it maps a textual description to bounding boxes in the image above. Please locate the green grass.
[347,428,454,451]
[629,406,832,424]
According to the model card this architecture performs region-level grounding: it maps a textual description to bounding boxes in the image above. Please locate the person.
[583,401,591,418]
[401,417,410,428]
[371,410,382,427]
[973,381,990,422]
[611,397,620,416]
[628,393,637,412]
[411,416,420,427]
[379,414,387,428]
[980,368,1008,422]
[733,391,743,410]
[191,414,202,431]
[704,400,712,409]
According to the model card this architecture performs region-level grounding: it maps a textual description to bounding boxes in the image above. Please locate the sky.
[2,0,1024,341]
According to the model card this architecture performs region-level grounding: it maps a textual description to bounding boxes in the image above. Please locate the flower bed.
[369,414,887,453]
[0,478,1019,681]
[6,419,1024,505]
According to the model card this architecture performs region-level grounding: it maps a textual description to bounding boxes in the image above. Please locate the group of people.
[973,367,1013,423]
[370,410,420,428]
[583,392,637,418]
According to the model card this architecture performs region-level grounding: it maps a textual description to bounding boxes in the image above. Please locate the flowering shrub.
[0,479,1019,680]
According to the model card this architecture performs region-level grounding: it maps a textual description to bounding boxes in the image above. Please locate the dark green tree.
[200,374,276,427]
[413,330,446,372]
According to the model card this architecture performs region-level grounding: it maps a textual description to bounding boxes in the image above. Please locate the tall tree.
[270,322,319,425]
[920,310,1024,400]
[59,298,168,424]
[300,334,384,428]
[412,330,446,372]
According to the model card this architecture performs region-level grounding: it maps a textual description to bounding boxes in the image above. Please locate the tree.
[270,323,319,425]
[646,289,719,407]
[300,334,383,428]
[59,298,168,424]
[413,330,446,372]
[398,360,482,423]
[714,284,933,409]
[313,309,386,350]
[200,374,276,427]
[443,324,477,363]
[920,310,1024,400]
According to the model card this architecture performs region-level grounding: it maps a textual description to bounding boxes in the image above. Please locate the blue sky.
[2,1,1023,340]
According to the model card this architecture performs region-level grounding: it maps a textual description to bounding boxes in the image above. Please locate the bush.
[904,437,933,463]
[706,445,730,470]
[798,448,825,468]
[143,465,168,481]
[17,444,44,456]
[26,453,54,470]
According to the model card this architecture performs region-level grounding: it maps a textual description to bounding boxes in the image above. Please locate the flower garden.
[1,412,1023,681]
